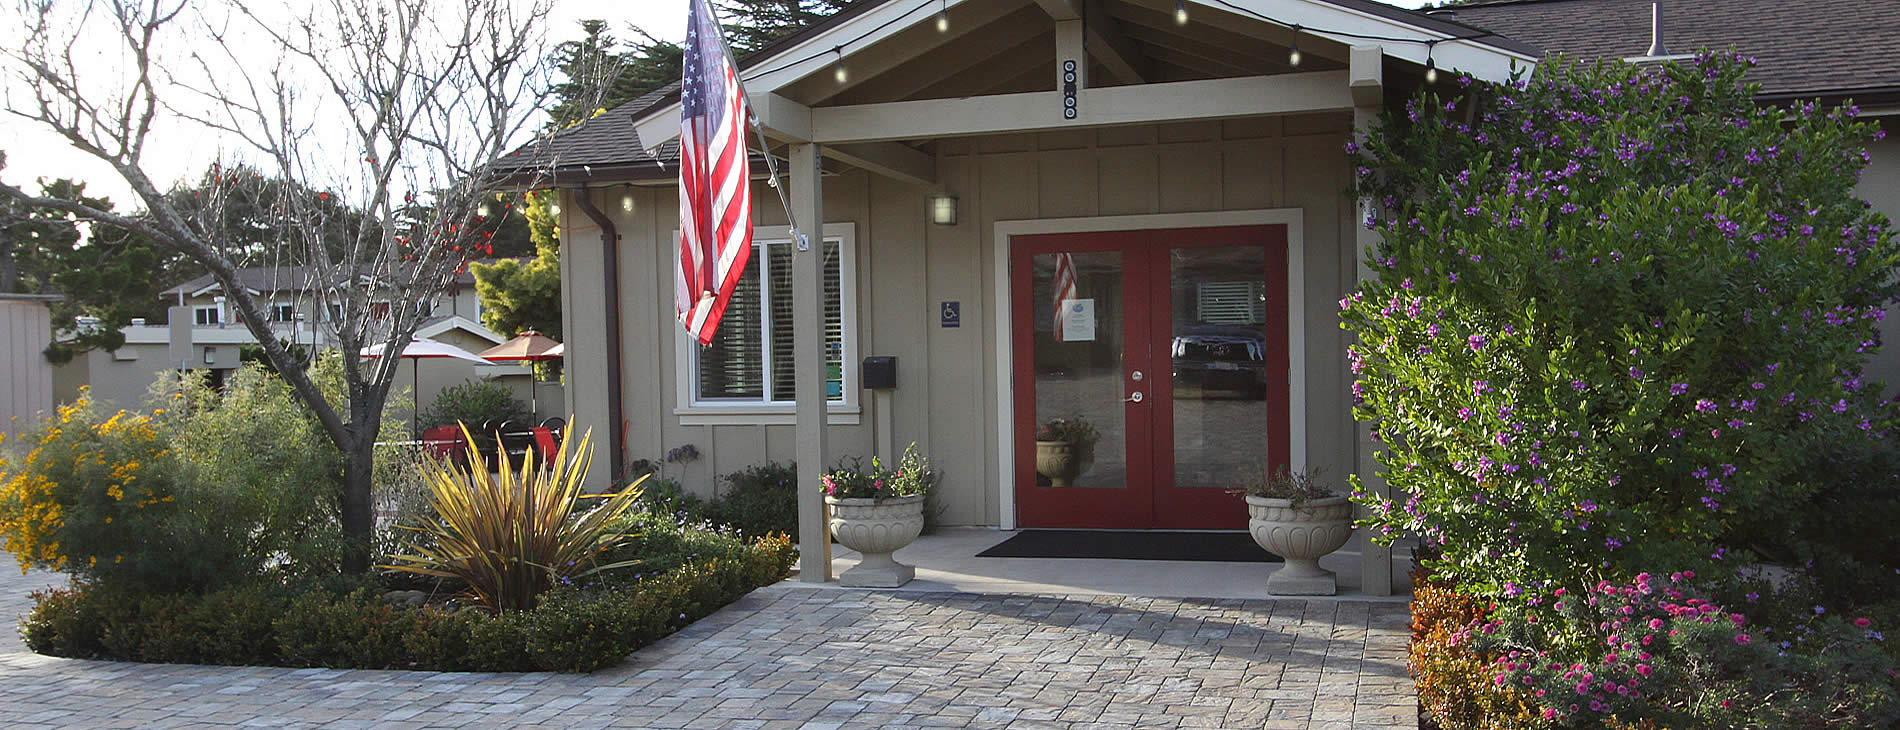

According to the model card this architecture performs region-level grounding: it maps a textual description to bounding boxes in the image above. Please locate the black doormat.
[976,530,1282,563]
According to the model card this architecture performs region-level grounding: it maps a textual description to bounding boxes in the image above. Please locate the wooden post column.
[1351,45,1394,596]
[790,143,833,583]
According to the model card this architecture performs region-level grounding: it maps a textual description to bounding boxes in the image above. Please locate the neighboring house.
[512,0,1895,595]
[1,294,62,438]
[52,264,560,423]
[1444,0,1900,388]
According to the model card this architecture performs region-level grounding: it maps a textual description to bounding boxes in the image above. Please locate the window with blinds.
[695,237,847,404]
[1196,281,1267,325]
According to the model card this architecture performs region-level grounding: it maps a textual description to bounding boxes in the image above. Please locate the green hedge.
[20,534,796,673]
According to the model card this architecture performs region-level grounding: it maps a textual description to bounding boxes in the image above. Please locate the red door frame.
[1011,225,1290,530]
[1011,230,1157,528]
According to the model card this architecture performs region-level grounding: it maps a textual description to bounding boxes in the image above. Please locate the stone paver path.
[1,568,1415,729]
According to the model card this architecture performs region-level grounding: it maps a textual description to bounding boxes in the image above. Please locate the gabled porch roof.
[503,0,1538,188]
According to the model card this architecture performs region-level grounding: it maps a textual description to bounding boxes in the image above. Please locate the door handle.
[1126,391,1145,403]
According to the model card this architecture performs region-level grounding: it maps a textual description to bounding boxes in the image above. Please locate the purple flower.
[1469,334,1486,351]
[1669,383,1688,395]
[1694,399,1717,413]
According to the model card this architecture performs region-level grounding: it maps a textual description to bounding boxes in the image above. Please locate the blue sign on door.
[941,301,961,328]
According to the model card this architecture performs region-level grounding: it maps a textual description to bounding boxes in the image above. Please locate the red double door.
[1012,225,1290,529]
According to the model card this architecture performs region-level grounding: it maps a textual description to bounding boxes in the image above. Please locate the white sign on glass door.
[1061,299,1096,342]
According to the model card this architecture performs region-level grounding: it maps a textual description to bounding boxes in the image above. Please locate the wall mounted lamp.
[928,193,959,226]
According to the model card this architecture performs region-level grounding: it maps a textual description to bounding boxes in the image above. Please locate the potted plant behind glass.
[1238,465,1354,595]
[823,443,936,587]
[1035,416,1098,487]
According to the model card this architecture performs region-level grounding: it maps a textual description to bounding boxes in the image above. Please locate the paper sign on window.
[1061,299,1096,342]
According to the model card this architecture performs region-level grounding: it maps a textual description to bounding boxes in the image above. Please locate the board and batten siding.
[0,297,58,438]
[562,112,1360,527]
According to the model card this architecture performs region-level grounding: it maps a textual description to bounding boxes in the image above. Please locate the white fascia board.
[811,71,1353,144]
[1205,0,1538,83]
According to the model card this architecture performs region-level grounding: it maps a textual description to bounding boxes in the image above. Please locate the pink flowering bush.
[819,443,935,501]
[1473,571,1900,728]
[1342,53,1900,594]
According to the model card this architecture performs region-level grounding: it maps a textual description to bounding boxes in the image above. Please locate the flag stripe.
[676,0,754,346]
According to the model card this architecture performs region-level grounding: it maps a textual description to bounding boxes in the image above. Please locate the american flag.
[1053,252,1078,330]
[675,0,754,346]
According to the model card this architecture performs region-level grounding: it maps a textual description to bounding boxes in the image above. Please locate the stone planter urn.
[1034,440,1094,487]
[827,494,926,587]
[1247,495,1355,595]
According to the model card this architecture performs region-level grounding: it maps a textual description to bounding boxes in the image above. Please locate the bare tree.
[0,0,557,572]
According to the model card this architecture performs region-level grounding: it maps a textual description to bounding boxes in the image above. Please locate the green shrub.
[421,379,529,430]
[1344,53,1899,595]
[705,461,799,539]
[18,533,799,673]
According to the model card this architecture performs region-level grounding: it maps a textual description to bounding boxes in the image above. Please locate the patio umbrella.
[362,338,493,433]
[478,330,563,415]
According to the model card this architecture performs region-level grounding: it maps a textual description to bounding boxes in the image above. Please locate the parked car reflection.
[1172,325,1267,400]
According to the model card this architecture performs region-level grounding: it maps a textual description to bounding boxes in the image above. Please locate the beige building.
[1,294,62,438]
[516,0,1552,594]
[520,0,1899,594]
[53,265,562,425]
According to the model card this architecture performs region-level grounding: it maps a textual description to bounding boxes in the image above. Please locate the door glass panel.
[1031,251,1126,490]
[1170,246,1269,488]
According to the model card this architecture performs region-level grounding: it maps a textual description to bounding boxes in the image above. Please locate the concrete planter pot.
[1246,495,1354,596]
[827,494,926,587]
[1035,440,1094,487]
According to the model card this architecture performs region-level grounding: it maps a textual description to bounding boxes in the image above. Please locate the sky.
[0,0,1430,209]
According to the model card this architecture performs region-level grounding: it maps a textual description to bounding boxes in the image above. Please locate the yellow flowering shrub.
[0,397,183,582]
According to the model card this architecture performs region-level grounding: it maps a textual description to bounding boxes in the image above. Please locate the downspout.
[572,185,625,486]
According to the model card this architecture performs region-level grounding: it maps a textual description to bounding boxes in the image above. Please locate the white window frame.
[193,306,221,326]
[674,222,860,425]
[269,303,297,322]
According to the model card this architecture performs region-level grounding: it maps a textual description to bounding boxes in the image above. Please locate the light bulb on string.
[1174,0,1188,25]
[1424,44,1438,84]
[936,0,948,32]
[1288,25,1301,67]
[831,46,848,84]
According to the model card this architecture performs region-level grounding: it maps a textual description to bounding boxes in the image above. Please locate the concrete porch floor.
[809,527,1415,601]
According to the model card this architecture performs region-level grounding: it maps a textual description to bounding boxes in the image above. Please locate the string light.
[730,0,1508,90]
[1424,41,1438,83]
[935,0,948,32]
[1288,24,1302,67]
[832,46,848,84]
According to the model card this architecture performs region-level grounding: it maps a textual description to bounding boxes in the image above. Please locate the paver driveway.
[0,568,1415,729]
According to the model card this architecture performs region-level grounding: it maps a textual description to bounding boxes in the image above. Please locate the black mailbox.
[862,356,897,390]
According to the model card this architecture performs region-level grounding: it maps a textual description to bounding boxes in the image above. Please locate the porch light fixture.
[928,193,958,226]
[1288,25,1302,67]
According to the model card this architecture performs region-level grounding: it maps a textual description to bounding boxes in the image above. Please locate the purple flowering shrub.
[1342,53,1899,594]
[1473,572,1900,727]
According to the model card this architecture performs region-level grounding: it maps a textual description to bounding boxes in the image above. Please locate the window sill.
[675,404,862,426]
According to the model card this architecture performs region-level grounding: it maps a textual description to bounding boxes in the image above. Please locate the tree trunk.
[339,430,378,574]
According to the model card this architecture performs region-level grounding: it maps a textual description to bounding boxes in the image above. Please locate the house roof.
[496,0,1538,185]
[1448,0,1900,103]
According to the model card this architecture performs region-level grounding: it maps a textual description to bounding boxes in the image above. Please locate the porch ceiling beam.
[1031,0,1080,20]
[1143,45,1256,78]
[1120,23,1278,76]
[799,0,1023,105]
[810,70,1352,144]
[825,142,937,187]
[632,91,812,151]
[1350,44,1384,108]
[1083,0,1152,84]
[827,11,1049,105]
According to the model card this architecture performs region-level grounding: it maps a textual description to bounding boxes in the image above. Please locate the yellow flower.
[106,484,124,501]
